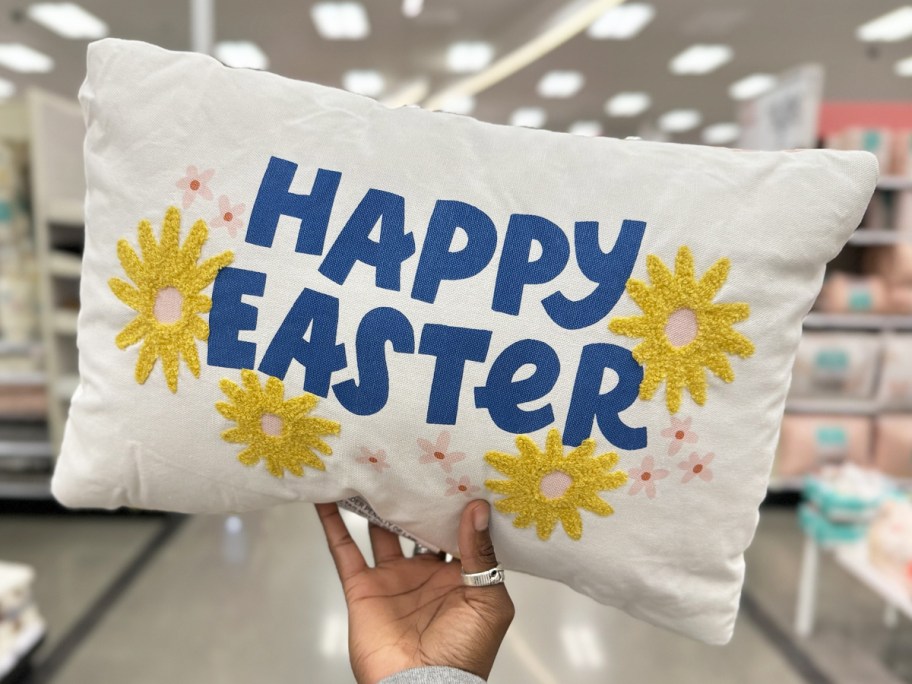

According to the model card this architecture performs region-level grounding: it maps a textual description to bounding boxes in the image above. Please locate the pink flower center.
[693,464,703,474]
[190,179,200,191]
[458,484,467,492]
[260,413,283,436]
[434,451,445,460]
[665,308,698,347]
[540,470,573,499]
[641,471,652,481]
[153,287,183,324]
[675,430,685,440]
[368,457,377,463]
[224,212,233,221]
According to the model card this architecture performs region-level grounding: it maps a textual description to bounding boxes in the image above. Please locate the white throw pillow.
[52,39,878,644]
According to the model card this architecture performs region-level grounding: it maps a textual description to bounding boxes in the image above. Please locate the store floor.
[1,505,910,684]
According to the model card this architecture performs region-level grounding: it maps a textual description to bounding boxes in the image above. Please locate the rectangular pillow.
[52,38,878,645]
[788,332,881,400]
[775,415,873,476]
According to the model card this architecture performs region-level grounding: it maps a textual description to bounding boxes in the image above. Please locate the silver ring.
[461,563,505,587]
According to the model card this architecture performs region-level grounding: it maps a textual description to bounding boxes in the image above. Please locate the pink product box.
[865,244,912,287]
[789,333,881,400]
[873,415,912,479]
[890,130,912,178]
[776,415,873,477]
[816,273,888,313]
[879,335,912,410]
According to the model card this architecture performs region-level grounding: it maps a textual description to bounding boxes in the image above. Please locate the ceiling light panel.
[670,44,732,75]
[440,94,475,115]
[511,107,546,128]
[605,92,651,117]
[27,2,108,39]
[897,56,912,77]
[729,73,776,100]
[537,70,584,98]
[401,0,423,18]
[343,69,385,96]
[857,6,912,43]
[214,41,269,70]
[569,121,602,137]
[447,42,494,74]
[587,3,655,40]
[311,2,370,40]
[0,44,54,73]
[659,109,702,133]
[702,123,740,145]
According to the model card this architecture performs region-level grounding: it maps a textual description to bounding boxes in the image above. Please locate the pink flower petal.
[653,469,669,480]
[642,455,655,470]
[660,427,675,438]
[437,431,451,452]
[645,482,657,499]
[700,469,714,482]
[684,432,698,444]
[233,202,246,215]
[182,190,195,209]
[703,453,715,465]
[187,165,199,177]
[668,440,682,456]
[416,438,435,453]
[681,471,695,483]
[200,185,213,201]
[628,480,644,495]
[218,195,230,212]
[200,168,215,181]
[628,467,643,479]
[227,223,238,238]
[682,416,692,429]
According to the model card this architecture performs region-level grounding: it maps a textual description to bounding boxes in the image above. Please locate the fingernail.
[472,502,489,532]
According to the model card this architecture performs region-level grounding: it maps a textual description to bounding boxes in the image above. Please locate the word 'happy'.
[207,156,648,448]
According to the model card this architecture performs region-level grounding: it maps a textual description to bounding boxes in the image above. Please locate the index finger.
[316,503,368,583]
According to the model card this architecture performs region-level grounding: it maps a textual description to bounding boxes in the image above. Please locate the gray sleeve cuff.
[378,666,486,684]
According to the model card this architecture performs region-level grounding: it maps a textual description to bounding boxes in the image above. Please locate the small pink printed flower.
[212,195,246,238]
[445,476,480,498]
[661,416,698,456]
[417,431,466,474]
[175,166,214,208]
[679,452,714,483]
[356,447,389,473]
[627,455,669,499]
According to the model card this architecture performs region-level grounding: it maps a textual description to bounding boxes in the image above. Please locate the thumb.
[458,500,499,575]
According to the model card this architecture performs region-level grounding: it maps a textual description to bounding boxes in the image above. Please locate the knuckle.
[477,538,498,566]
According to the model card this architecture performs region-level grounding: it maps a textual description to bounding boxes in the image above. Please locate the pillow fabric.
[53,38,878,644]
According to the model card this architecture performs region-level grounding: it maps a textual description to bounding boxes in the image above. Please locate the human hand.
[316,500,515,684]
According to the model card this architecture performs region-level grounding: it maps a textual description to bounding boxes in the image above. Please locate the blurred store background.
[0,1,911,683]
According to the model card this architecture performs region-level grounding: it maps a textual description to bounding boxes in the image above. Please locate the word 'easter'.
[207,156,648,449]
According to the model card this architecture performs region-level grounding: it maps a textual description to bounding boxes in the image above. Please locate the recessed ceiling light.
[26,2,107,39]
[0,44,53,73]
[343,69,385,96]
[568,120,602,137]
[214,41,269,70]
[447,42,494,73]
[659,109,702,133]
[897,56,912,77]
[537,70,584,98]
[311,2,370,40]
[857,6,912,43]
[702,122,740,145]
[670,44,732,75]
[728,73,776,101]
[511,107,547,128]
[401,0,423,18]
[587,3,655,40]
[0,78,15,99]
[605,92,651,117]
[440,94,475,115]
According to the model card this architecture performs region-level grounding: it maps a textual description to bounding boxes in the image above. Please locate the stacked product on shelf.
[799,464,893,545]
[775,126,912,487]
[868,498,912,596]
[0,562,45,681]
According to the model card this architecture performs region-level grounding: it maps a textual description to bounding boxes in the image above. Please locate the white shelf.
[0,340,41,356]
[834,543,912,622]
[785,398,879,415]
[45,198,84,226]
[803,313,912,330]
[0,441,53,458]
[48,250,82,278]
[52,309,78,335]
[0,477,52,499]
[0,372,45,386]
[848,230,912,246]
[877,176,912,191]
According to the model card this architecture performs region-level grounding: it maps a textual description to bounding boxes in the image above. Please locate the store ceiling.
[0,0,909,143]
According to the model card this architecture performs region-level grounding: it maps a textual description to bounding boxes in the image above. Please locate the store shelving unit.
[0,90,84,500]
[775,176,912,493]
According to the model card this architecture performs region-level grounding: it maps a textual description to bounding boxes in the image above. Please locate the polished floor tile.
[0,514,163,662]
